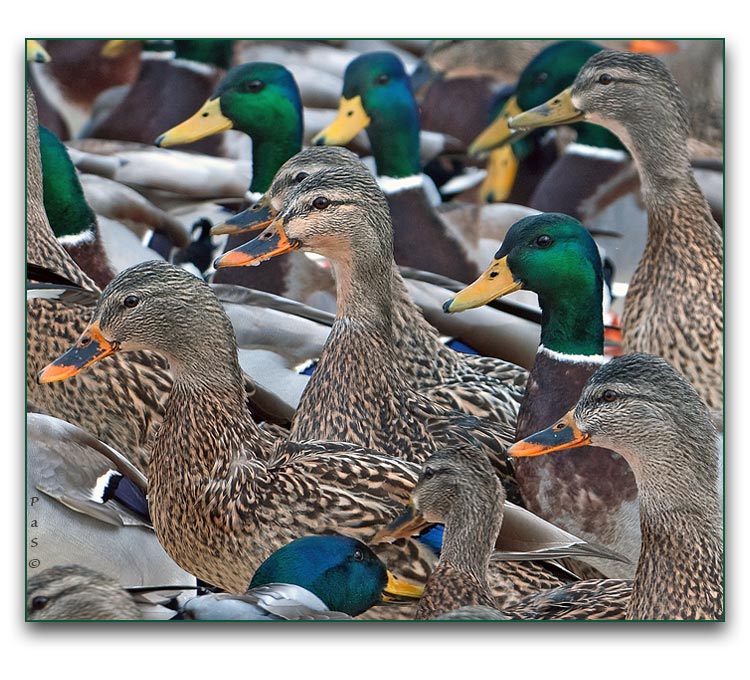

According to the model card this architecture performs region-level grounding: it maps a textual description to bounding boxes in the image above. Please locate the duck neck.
[626,438,723,619]
[536,278,603,357]
[249,133,301,194]
[367,95,421,178]
[440,498,502,585]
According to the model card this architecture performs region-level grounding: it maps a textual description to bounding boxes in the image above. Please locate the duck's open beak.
[372,504,431,544]
[27,40,51,63]
[155,98,233,147]
[508,87,585,131]
[37,321,119,383]
[211,194,277,236]
[508,410,591,457]
[213,216,299,268]
[468,95,528,156]
[380,571,425,603]
[312,96,371,146]
[442,255,521,313]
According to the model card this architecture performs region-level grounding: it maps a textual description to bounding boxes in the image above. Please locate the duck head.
[249,535,423,616]
[37,261,235,382]
[444,212,604,356]
[155,61,303,193]
[313,51,421,178]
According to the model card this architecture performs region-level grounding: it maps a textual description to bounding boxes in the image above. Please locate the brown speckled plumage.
[569,51,723,409]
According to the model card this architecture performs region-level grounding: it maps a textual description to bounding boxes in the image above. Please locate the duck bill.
[380,571,425,603]
[211,196,277,236]
[508,410,591,458]
[312,96,371,146]
[27,40,51,63]
[100,40,136,58]
[213,217,299,268]
[442,256,521,313]
[372,504,430,544]
[37,322,118,383]
[155,98,233,147]
[480,145,519,203]
[468,96,528,156]
[508,88,585,130]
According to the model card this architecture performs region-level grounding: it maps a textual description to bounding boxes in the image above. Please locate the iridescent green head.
[445,212,604,356]
[314,51,421,178]
[248,535,388,617]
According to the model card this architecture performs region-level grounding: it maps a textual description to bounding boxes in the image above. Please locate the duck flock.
[25,38,723,622]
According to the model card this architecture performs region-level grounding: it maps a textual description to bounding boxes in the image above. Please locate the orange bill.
[372,504,431,544]
[211,196,277,236]
[213,217,299,268]
[37,321,118,383]
[629,39,679,54]
[508,410,591,458]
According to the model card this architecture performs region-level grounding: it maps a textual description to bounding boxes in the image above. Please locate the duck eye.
[293,171,309,184]
[31,596,49,611]
[243,79,264,93]
[598,73,614,86]
[353,549,364,562]
[534,234,552,248]
[601,389,618,403]
[123,295,140,309]
[423,468,434,480]
[312,196,330,210]
[534,71,548,85]
[376,73,390,85]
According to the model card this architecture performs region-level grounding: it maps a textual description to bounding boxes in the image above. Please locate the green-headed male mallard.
[444,212,640,577]
[508,50,723,410]
[509,353,723,620]
[176,534,421,620]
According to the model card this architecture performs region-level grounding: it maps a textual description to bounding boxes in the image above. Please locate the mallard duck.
[312,50,539,283]
[27,565,143,621]
[444,212,639,576]
[215,146,527,431]
[508,50,723,410]
[373,444,507,619]
[36,259,438,595]
[214,159,524,501]
[82,39,237,156]
[509,353,723,620]
[176,534,422,620]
